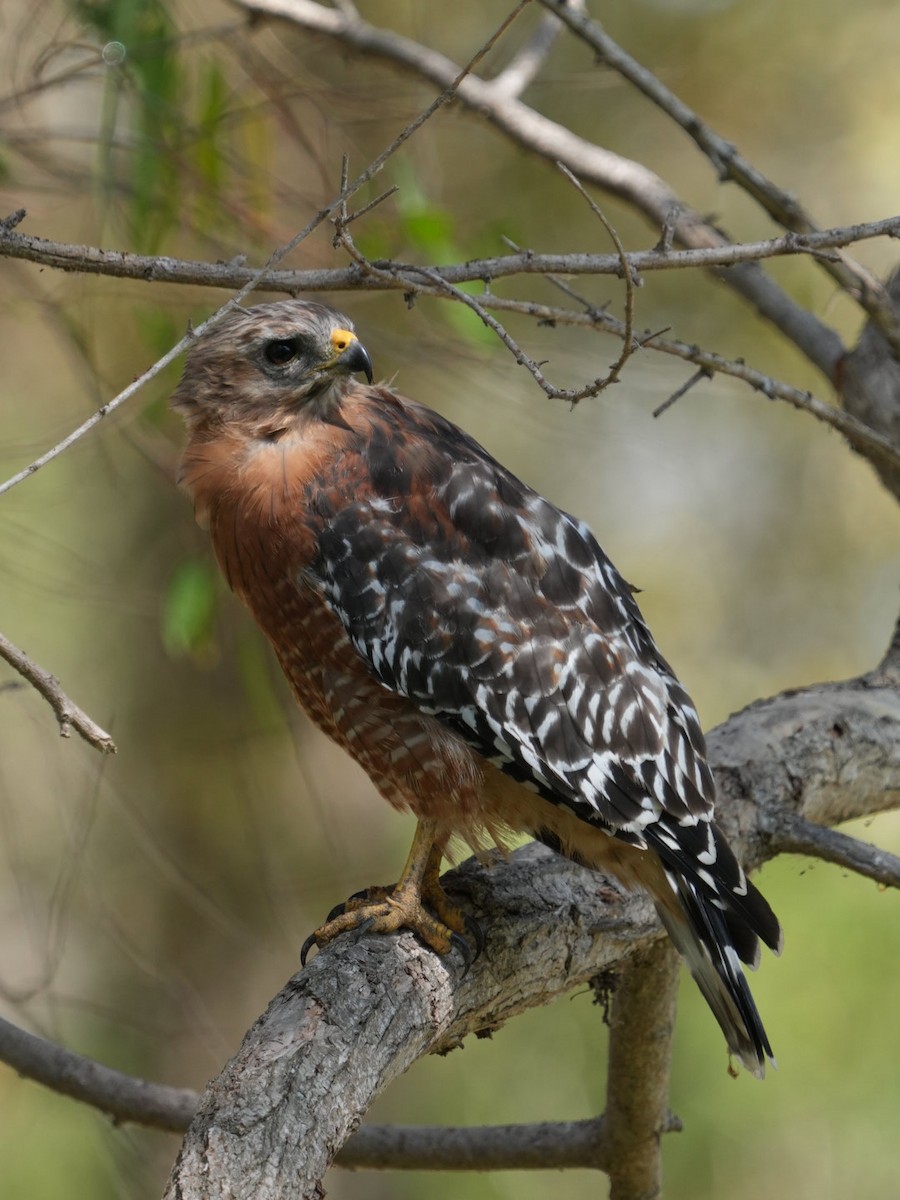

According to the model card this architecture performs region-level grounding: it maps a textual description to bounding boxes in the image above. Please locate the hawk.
[172,299,781,1076]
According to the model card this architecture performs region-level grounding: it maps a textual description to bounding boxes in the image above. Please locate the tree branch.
[0,1016,194,1131]
[0,631,116,754]
[540,0,900,358]
[232,0,847,381]
[769,813,900,887]
[5,216,900,479]
[4,214,897,291]
[158,656,899,1196]
[4,660,893,1186]
[603,940,681,1200]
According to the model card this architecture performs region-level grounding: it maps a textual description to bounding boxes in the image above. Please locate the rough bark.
[842,269,900,500]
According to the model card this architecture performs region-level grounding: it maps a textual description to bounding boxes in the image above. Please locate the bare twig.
[233,0,846,380]
[464,292,900,480]
[0,4,531,500]
[652,367,712,418]
[557,161,636,389]
[7,222,887,474]
[333,205,612,403]
[542,0,900,357]
[0,632,116,753]
[0,332,194,499]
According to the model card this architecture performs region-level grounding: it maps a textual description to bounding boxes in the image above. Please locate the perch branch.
[3,662,896,1184]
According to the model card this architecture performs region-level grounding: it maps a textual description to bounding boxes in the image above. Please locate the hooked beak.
[330,328,374,383]
[341,339,374,384]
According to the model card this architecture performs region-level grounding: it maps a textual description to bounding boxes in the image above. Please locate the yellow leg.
[300,819,479,965]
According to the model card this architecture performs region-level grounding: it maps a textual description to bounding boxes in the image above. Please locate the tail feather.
[645,820,780,1077]
[656,872,775,1077]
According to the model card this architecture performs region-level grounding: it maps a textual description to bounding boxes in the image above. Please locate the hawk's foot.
[300,871,481,968]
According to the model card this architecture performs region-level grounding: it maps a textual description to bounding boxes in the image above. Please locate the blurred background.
[1,1,899,1197]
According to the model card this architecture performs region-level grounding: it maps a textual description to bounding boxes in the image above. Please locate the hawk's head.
[172,300,374,430]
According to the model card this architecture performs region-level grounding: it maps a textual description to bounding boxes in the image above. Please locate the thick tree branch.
[159,658,899,1197]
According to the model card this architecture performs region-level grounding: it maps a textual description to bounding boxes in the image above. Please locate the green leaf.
[162,558,220,661]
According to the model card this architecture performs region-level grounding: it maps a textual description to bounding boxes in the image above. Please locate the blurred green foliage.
[161,557,220,661]
[0,1,899,1198]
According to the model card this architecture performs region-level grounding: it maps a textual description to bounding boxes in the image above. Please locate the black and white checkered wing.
[309,394,781,1073]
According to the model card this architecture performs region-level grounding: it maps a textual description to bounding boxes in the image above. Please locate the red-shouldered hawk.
[172,300,781,1076]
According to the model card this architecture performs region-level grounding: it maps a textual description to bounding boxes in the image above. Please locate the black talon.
[300,931,318,966]
[450,930,475,976]
[464,914,486,959]
[325,900,348,923]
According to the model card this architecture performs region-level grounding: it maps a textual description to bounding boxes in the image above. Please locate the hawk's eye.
[263,338,299,365]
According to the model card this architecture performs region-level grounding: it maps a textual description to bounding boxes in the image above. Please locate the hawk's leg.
[300,819,479,965]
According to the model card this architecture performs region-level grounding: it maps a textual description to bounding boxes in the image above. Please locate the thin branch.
[233,0,846,381]
[542,0,900,358]
[4,206,898,291]
[0,330,195,499]
[6,226,893,481]
[0,4,531,500]
[463,292,900,481]
[0,632,116,753]
[556,161,636,389]
[652,367,712,419]
[0,1016,195,1132]
[768,812,900,888]
[334,204,616,404]
[337,1116,618,1172]
[487,5,569,101]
